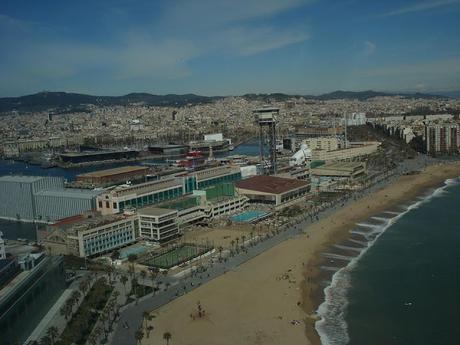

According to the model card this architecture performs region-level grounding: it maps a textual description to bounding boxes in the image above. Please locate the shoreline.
[137,161,460,345]
[302,161,460,345]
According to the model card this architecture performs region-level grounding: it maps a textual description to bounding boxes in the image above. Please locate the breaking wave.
[314,178,459,345]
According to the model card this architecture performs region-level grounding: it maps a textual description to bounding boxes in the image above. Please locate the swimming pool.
[119,245,149,259]
[231,210,270,223]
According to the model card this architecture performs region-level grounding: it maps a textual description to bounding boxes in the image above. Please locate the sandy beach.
[142,161,460,345]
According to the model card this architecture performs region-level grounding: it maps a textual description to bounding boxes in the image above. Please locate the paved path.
[109,156,443,345]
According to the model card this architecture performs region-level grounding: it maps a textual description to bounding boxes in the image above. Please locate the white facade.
[303,137,341,152]
[204,133,223,142]
[138,208,179,242]
[346,113,367,126]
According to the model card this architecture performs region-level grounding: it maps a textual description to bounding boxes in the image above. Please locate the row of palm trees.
[133,315,172,345]
[38,326,58,345]
[87,287,121,345]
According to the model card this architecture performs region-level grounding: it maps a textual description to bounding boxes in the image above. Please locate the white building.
[346,113,367,126]
[138,207,179,243]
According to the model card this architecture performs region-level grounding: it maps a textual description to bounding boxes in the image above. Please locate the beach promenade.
[109,157,460,345]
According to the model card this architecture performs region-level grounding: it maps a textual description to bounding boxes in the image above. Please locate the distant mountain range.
[0,90,453,113]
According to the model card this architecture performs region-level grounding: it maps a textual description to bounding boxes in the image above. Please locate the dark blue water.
[316,178,460,345]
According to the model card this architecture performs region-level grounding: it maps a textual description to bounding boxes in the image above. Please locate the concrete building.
[0,176,63,221]
[311,142,380,162]
[311,161,367,192]
[302,137,342,152]
[190,165,242,189]
[424,123,460,156]
[96,166,242,215]
[235,175,310,209]
[138,207,179,243]
[295,125,344,138]
[142,182,248,230]
[33,188,100,222]
[0,256,66,345]
[0,176,98,222]
[41,213,138,257]
[97,178,185,215]
[76,166,150,187]
[346,112,367,126]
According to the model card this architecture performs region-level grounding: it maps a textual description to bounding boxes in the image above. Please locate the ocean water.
[316,178,460,345]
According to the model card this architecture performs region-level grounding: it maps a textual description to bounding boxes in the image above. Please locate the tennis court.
[142,244,210,269]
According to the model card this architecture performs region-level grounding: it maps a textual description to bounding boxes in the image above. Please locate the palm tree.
[163,331,172,345]
[140,270,147,295]
[39,335,52,345]
[70,290,81,309]
[120,274,129,297]
[217,246,223,260]
[135,328,144,345]
[111,249,120,262]
[128,254,138,280]
[146,325,154,339]
[149,269,158,292]
[46,326,58,345]
[142,311,150,329]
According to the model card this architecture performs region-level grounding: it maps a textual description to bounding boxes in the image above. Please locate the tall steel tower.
[253,107,279,175]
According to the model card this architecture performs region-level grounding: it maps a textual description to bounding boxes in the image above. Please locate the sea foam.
[314,178,456,345]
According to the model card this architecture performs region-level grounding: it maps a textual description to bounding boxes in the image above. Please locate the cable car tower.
[253,107,279,175]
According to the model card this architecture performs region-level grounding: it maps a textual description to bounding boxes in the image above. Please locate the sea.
[316,177,460,345]
[0,139,261,240]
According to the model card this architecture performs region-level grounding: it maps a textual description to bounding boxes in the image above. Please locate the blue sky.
[1,0,459,96]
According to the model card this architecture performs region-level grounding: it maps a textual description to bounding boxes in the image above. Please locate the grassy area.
[142,245,209,269]
[57,278,113,345]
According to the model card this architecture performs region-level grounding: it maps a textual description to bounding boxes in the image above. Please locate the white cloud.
[164,0,311,28]
[384,0,460,16]
[364,41,376,56]
[219,25,309,56]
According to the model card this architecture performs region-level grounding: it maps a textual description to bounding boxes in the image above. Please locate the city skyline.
[1,0,460,97]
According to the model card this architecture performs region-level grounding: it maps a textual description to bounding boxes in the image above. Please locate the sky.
[0,0,459,97]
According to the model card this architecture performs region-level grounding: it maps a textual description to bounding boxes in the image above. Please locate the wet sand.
[143,161,460,345]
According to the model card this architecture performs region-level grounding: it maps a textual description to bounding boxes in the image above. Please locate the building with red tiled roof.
[235,175,310,208]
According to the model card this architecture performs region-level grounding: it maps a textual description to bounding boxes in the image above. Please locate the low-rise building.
[311,142,380,162]
[76,166,150,187]
[41,213,138,257]
[97,178,185,215]
[311,161,367,192]
[235,175,310,209]
[0,175,99,222]
[138,207,179,243]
